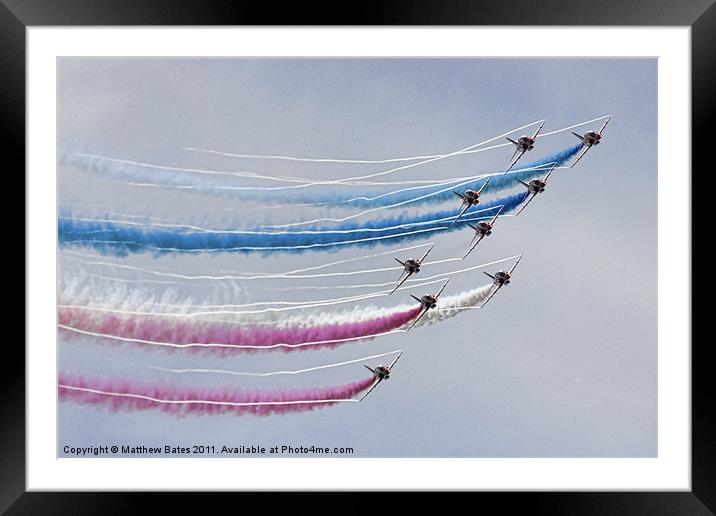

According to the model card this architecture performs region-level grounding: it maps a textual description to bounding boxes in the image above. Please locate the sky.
[57,58,657,458]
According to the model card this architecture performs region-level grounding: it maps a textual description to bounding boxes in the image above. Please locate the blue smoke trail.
[61,145,581,208]
[342,145,581,207]
[58,192,529,256]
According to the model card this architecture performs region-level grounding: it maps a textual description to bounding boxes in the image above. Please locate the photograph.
[56,57,657,459]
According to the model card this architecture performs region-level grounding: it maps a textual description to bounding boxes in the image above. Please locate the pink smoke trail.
[58,372,375,416]
[58,305,422,353]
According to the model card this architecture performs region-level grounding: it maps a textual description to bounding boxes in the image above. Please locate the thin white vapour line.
[254,255,518,293]
[61,210,499,286]
[340,162,556,204]
[246,162,552,218]
[67,164,547,237]
[78,143,490,189]
[87,119,546,194]
[81,255,519,312]
[433,306,483,313]
[183,119,544,166]
[68,208,172,223]
[279,242,431,275]
[58,384,360,406]
[72,263,405,285]
[63,209,500,258]
[251,174,525,230]
[65,256,461,288]
[61,242,516,288]
[61,195,512,235]
[77,152,466,188]
[185,146,448,164]
[529,115,612,140]
[183,115,610,164]
[59,324,407,349]
[75,116,605,205]
[113,349,404,377]
[433,115,612,158]
[59,275,449,316]
[75,153,316,185]
[62,225,451,252]
[60,242,433,281]
[79,273,184,286]
[112,161,560,205]
[81,119,540,191]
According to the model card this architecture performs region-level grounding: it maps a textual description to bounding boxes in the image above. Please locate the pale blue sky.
[58,58,657,457]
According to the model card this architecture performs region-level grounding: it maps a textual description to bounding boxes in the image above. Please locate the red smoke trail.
[58,305,422,353]
[58,373,375,416]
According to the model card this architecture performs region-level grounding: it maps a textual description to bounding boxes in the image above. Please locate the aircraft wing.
[598,116,612,135]
[389,271,412,295]
[569,145,592,169]
[489,205,504,225]
[434,279,450,300]
[388,351,404,370]
[507,148,526,171]
[543,163,557,182]
[531,120,546,139]
[406,308,428,331]
[509,255,522,274]
[476,175,493,195]
[418,243,434,264]
[514,192,538,217]
[463,233,485,260]
[359,378,382,402]
[451,203,472,226]
[481,284,502,308]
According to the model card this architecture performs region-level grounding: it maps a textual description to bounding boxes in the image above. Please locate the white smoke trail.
[66,256,517,311]
[68,258,460,288]
[60,264,498,331]
[413,284,495,327]
[58,275,453,317]
[58,283,496,349]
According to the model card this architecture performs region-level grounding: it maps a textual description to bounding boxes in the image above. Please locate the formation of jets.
[361,117,610,402]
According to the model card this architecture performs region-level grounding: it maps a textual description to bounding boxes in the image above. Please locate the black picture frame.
[6,0,709,513]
